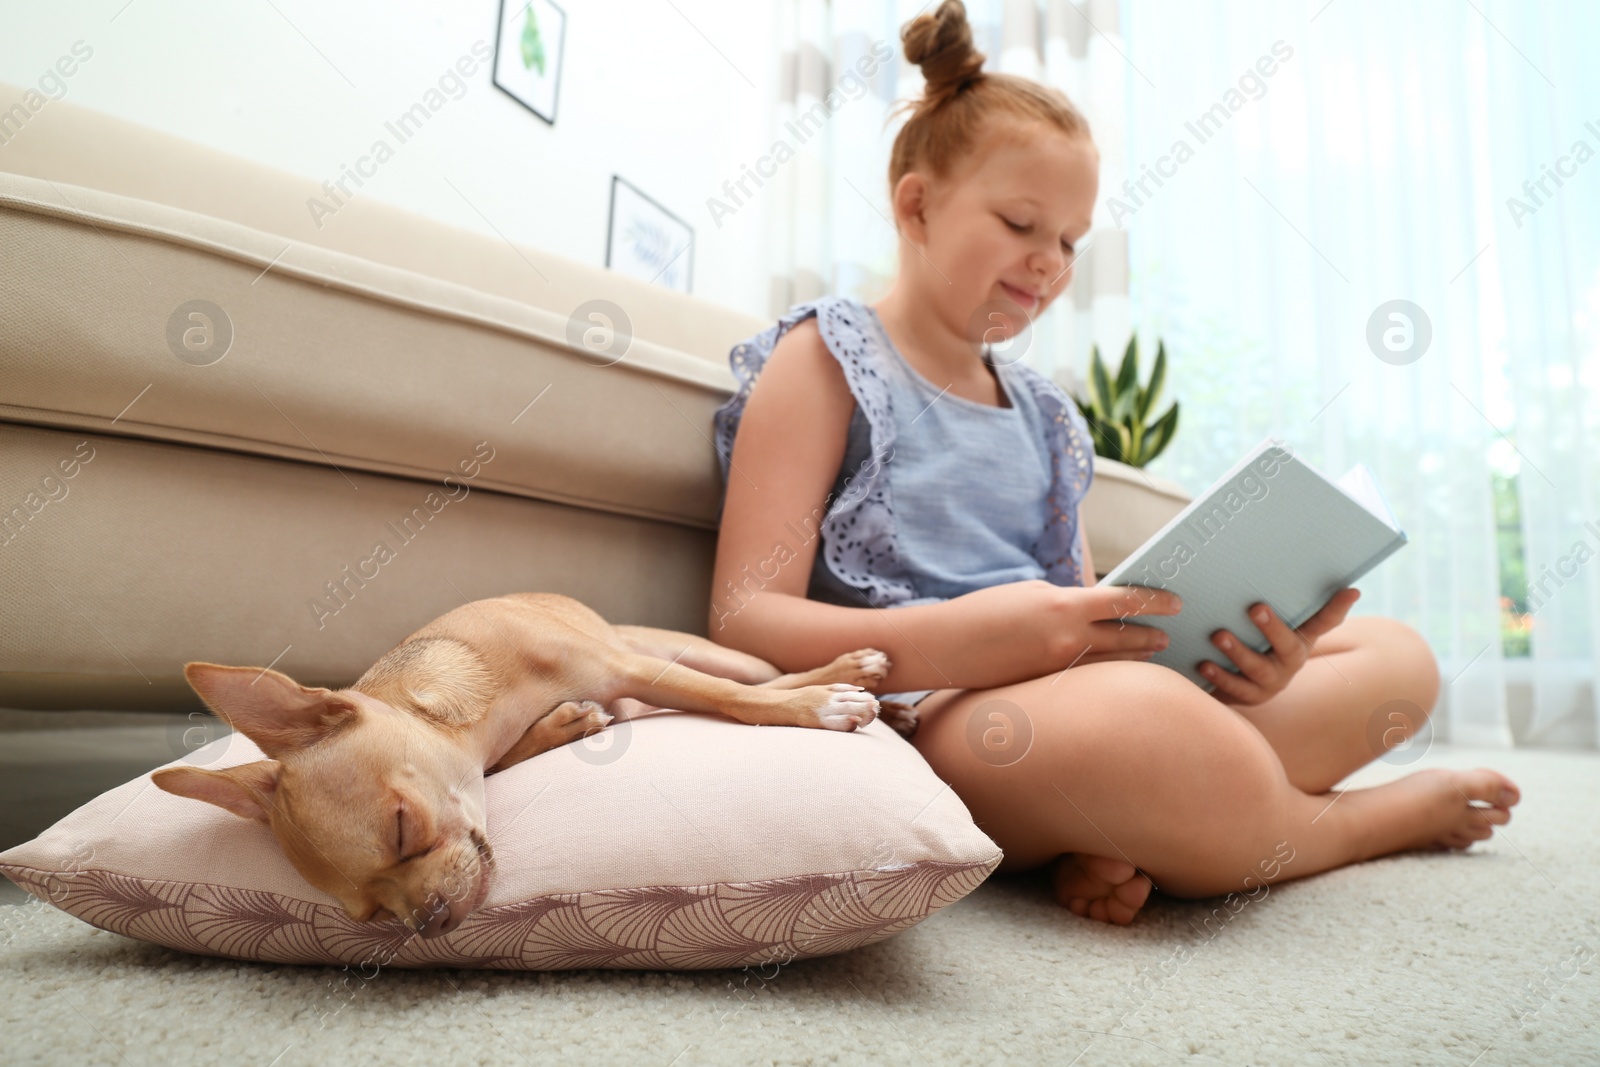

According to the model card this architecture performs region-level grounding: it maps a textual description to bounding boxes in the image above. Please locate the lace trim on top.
[711,296,1096,609]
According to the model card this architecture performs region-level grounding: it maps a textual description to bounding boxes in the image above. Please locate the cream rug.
[2,744,1596,1067]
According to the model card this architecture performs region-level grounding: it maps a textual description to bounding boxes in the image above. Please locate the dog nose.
[417,898,459,939]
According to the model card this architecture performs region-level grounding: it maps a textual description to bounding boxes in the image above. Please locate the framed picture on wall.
[493,0,566,125]
[605,176,694,293]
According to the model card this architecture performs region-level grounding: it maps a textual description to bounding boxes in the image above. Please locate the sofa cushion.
[0,170,736,530]
[0,80,764,364]
[0,712,1002,971]
[0,423,718,710]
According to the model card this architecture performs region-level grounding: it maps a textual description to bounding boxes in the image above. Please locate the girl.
[709,0,1519,925]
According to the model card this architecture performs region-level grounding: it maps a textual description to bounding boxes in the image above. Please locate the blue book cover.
[1098,436,1408,692]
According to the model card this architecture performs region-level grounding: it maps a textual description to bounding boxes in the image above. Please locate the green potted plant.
[1068,336,1193,580]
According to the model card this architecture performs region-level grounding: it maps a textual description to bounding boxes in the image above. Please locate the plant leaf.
[1114,335,1140,402]
[1144,403,1179,464]
[1138,340,1167,424]
[1090,347,1114,421]
[1114,422,1133,464]
[1094,419,1119,461]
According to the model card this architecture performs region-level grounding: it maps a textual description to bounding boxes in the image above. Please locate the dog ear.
[183,662,359,760]
[151,762,283,825]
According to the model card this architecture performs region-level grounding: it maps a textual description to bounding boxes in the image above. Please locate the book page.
[1336,463,1400,532]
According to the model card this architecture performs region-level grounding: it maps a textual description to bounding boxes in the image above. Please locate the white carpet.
[2,744,1597,1067]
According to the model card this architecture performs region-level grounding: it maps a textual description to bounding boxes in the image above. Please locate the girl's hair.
[888,0,1093,191]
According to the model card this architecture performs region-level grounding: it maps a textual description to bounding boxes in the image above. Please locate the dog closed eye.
[396,801,436,862]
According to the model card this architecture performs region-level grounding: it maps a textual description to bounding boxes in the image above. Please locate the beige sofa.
[0,83,1185,713]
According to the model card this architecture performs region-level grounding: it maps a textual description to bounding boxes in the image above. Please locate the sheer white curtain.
[1121,0,1599,748]
[759,0,1598,749]
[764,0,1130,393]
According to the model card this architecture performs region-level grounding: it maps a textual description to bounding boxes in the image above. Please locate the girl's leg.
[909,658,1518,924]
[1222,615,1441,794]
[1053,614,1443,922]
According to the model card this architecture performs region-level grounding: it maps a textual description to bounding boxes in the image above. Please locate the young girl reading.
[709,0,1519,925]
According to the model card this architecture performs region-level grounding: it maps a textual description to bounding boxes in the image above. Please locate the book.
[1098,436,1408,692]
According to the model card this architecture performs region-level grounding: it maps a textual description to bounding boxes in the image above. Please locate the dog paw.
[491,699,616,771]
[824,648,893,688]
[800,683,879,731]
[542,699,613,746]
[878,700,920,740]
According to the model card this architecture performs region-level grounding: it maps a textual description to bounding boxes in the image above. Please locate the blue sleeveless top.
[711,295,1097,702]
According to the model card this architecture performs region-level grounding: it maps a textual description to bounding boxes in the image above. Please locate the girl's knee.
[1389,618,1441,714]
[1347,615,1442,717]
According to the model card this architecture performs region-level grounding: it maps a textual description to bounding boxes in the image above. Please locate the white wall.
[0,0,783,318]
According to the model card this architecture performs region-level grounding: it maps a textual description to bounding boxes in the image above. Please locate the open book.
[1098,436,1408,692]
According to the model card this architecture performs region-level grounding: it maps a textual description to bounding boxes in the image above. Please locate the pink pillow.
[0,711,1000,970]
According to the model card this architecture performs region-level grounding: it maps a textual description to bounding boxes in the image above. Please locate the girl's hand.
[1040,581,1185,667]
[1200,588,1361,705]
[931,580,1181,690]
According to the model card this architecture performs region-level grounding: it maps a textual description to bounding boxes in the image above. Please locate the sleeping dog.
[152,592,911,938]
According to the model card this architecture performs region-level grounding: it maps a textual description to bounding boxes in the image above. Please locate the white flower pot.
[1080,455,1193,581]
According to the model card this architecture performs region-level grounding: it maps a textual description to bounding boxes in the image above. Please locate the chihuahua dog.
[151,592,914,939]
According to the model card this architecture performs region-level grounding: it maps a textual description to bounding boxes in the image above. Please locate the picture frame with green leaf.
[493,0,567,126]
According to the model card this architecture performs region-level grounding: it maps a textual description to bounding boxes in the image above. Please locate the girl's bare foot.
[1337,766,1520,858]
[1049,768,1518,926]
[1050,853,1152,925]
